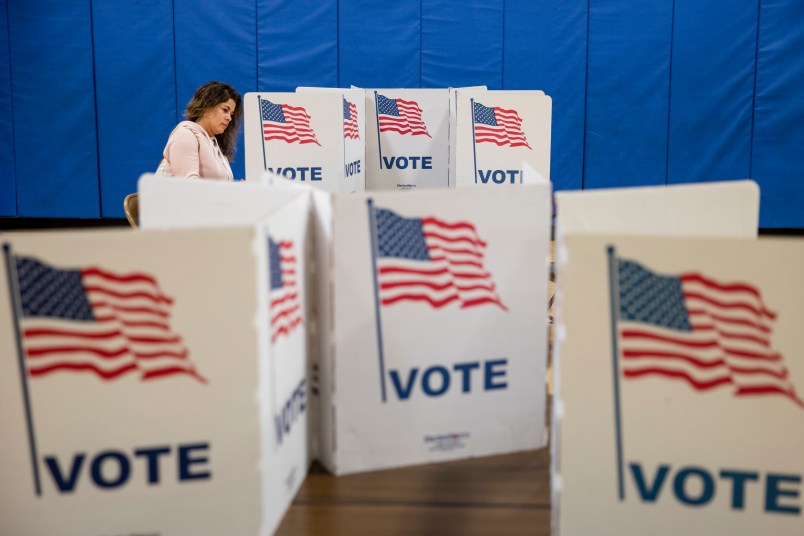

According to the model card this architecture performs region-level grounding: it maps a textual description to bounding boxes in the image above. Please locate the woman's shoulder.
[172,121,207,137]
[167,121,209,145]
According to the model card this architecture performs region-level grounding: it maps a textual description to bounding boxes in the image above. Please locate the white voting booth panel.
[243,91,364,194]
[364,88,450,191]
[454,90,551,188]
[554,234,804,535]
[555,180,760,238]
[0,221,310,535]
[316,185,552,474]
[138,173,307,230]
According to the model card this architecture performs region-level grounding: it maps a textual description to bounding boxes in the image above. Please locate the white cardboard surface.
[553,234,804,535]
[364,89,450,191]
[555,180,760,238]
[244,91,365,193]
[320,185,552,474]
[0,226,308,535]
[138,173,305,230]
[454,90,551,188]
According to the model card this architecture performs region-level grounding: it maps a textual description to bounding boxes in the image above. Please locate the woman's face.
[199,98,236,136]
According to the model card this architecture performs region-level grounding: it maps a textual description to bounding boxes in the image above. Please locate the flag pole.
[606,245,625,501]
[3,244,42,497]
[366,199,388,403]
[257,96,267,172]
[374,92,383,169]
[342,98,347,177]
[470,98,479,184]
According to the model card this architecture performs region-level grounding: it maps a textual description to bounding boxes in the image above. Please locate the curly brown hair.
[184,81,242,161]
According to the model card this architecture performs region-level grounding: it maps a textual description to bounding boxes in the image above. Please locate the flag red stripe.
[381,293,460,308]
[142,367,207,384]
[270,292,299,308]
[689,323,770,347]
[379,266,449,276]
[624,368,733,390]
[729,364,788,380]
[84,285,172,305]
[688,309,771,333]
[28,362,138,380]
[81,267,158,286]
[421,217,482,233]
[684,291,775,321]
[128,335,182,344]
[24,327,122,339]
[380,280,452,291]
[429,247,484,259]
[271,317,303,343]
[424,231,486,249]
[91,301,169,318]
[621,329,717,348]
[735,385,804,407]
[271,304,301,325]
[26,345,128,359]
[134,349,188,360]
[461,296,508,311]
[722,347,781,362]
[681,273,767,303]
[622,350,726,369]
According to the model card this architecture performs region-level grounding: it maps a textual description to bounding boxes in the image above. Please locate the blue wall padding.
[257,0,338,92]
[8,1,99,217]
[339,1,421,88]
[0,0,15,216]
[751,0,804,228]
[92,0,176,218]
[421,0,504,89]
[584,1,673,189]
[174,0,258,181]
[667,0,756,185]
[1,1,804,227]
[502,0,586,191]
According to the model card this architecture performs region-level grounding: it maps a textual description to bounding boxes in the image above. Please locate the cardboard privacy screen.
[454,90,551,188]
[0,223,310,536]
[316,185,552,474]
[555,180,760,238]
[364,88,450,191]
[243,90,365,193]
[138,173,307,230]
[553,235,804,535]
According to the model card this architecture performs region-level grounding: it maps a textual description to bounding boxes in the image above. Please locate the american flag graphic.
[615,257,803,408]
[261,99,321,146]
[473,101,531,149]
[12,255,205,383]
[374,207,507,311]
[343,98,360,140]
[376,94,431,137]
[268,238,302,343]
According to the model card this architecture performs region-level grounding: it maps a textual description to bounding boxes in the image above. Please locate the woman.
[157,81,242,180]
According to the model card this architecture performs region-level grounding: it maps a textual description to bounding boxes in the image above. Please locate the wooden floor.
[274,447,551,536]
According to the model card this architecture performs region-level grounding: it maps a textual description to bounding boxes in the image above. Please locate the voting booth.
[554,235,804,535]
[364,88,451,191]
[550,181,804,534]
[243,90,365,194]
[0,215,311,535]
[453,90,551,187]
[315,185,553,474]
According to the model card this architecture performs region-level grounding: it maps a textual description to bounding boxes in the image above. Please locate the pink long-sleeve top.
[157,121,234,181]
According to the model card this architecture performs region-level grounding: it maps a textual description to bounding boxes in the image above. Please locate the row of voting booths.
[243,87,552,191]
[2,84,803,535]
[0,175,553,535]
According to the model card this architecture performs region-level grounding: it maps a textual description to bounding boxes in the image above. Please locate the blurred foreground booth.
[553,180,804,535]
